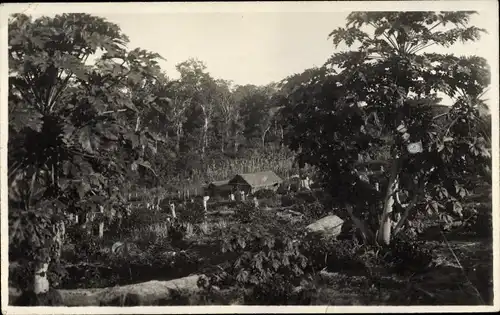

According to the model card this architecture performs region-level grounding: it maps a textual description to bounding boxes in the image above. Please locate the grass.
[130,217,231,243]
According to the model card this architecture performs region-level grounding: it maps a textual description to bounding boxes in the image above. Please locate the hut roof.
[229,171,283,188]
[208,179,230,187]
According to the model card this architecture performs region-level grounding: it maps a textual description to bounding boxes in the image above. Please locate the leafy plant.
[234,200,262,223]
[8,13,165,300]
[292,201,329,221]
[252,189,277,199]
[281,11,491,246]
[178,201,206,225]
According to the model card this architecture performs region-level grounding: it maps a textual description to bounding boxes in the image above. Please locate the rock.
[306,215,344,238]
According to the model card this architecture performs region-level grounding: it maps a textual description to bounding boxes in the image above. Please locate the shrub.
[243,275,310,305]
[382,236,434,274]
[300,234,365,273]
[121,207,172,232]
[12,288,64,306]
[234,201,262,224]
[252,189,277,199]
[259,197,281,209]
[292,201,328,221]
[167,219,187,244]
[178,202,206,225]
[468,204,492,238]
[295,191,318,204]
[203,219,309,292]
[281,193,305,207]
[66,228,106,262]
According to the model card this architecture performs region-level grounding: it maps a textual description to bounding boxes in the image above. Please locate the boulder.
[306,215,344,238]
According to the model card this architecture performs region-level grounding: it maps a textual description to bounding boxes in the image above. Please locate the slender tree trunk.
[377,157,400,245]
[221,130,225,153]
[98,206,105,239]
[262,125,271,148]
[234,136,238,153]
[280,126,284,147]
[53,220,65,261]
[170,203,176,219]
[33,262,50,294]
[135,115,141,132]
[202,116,209,154]
[175,124,182,153]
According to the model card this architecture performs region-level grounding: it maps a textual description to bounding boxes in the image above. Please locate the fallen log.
[9,274,202,306]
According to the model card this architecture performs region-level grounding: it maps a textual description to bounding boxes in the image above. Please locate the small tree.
[282,11,491,245]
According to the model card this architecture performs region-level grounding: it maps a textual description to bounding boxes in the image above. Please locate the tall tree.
[8,13,164,300]
[213,79,236,152]
[175,58,218,156]
[283,11,491,245]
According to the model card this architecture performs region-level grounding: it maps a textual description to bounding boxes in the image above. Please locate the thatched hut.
[228,171,283,195]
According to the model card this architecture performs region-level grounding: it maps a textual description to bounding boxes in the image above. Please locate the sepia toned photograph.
[1,1,498,312]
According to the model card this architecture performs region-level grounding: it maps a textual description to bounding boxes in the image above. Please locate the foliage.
[258,197,282,209]
[382,235,434,275]
[167,219,188,244]
[178,201,206,225]
[8,13,166,292]
[200,212,308,292]
[281,11,491,245]
[292,201,329,221]
[300,234,366,273]
[243,275,314,305]
[234,200,262,224]
[281,193,305,207]
[251,189,277,199]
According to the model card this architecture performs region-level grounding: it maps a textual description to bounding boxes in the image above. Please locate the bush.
[468,204,492,238]
[121,207,172,231]
[382,236,434,274]
[167,219,187,243]
[243,275,312,305]
[292,201,328,221]
[281,193,305,207]
[252,189,277,199]
[234,201,261,224]
[66,227,106,262]
[295,191,318,204]
[259,197,281,209]
[178,202,206,225]
[300,234,365,273]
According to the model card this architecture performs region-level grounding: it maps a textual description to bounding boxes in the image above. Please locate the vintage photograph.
[1,1,498,311]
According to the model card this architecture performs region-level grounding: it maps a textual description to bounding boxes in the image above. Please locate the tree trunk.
[135,115,141,132]
[98,206,104,239]
[33,262,50,295]
[261,125,271,148]
[377,157,400,246]
[280,126,284,147]
[175,124,182,153]
[234,137,238,153]
[203,116,208,155]
[53,220,65,261]
[221,131,225,153]
[170,203,176,219]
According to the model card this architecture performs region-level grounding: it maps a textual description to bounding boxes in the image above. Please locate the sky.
[100,11,497,89]
[3,2,498,105]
